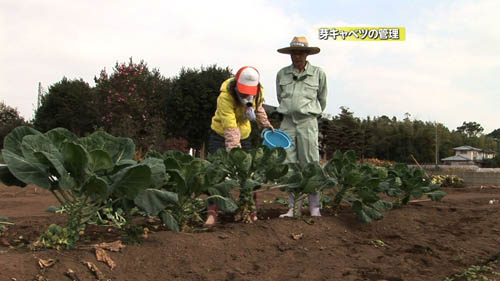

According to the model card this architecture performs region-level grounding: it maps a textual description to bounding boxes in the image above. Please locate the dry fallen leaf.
[95,247,116,270]
[30,240,43,250]
[142,227,149,239]
[34,275,48,281]
[291,233,304,240]
[65,268,81,281]
[218,234,229,239]
[38,258,56,269]
[83,261,105,280]
[93,240,125,252]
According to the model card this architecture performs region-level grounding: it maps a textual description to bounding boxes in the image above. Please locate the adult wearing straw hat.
[276,36,328,217]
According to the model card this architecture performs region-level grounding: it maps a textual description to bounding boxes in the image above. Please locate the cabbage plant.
[384,163,447,207]
[279,162,337,217]
[207,146,289,223]
[324,150,398,223]
[323,150,446,223]
[0,127,163,248]
[135,150,238,232]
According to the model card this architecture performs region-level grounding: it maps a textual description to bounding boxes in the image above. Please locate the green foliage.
[444,262,500,281]
[324,150,393,223]
[91,207,129,230]
[165,65,232,151]
[280,162,337,216]
[457,121,484,138]
[0,101,28,150]
[318,108,498,164]
[135,150,238,232]
[1,123,454,237]
[36,223,81,250]
[321,150,446,223]
[0,164,26,187]
[320,107,364,159]
[482,155,500,168]
[0,126,161,248]
[487,128,500,139]
[134,188,180,232]
[385,163,446,207]
[207,146,289,223]
[94,58,171,152]
[33,77,98,136]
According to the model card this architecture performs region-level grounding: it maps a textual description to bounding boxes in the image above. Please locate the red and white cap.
[235,66,260,96]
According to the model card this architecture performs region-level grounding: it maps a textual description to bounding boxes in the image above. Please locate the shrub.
[33,77,98,136]
[0,101,28,149]
[358,158,395,167]
[431,174,465,188]
[94,59,170,152]
[165,65,232,152]
[482,156,500,168]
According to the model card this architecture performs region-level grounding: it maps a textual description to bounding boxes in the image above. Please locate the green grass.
[444,260,500,281]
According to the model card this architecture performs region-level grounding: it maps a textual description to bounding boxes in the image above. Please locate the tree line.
[318,107,499,164]
[1,58,499,164]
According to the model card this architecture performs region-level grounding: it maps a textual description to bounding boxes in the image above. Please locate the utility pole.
[37,82,43,110]
[435,122,439,169]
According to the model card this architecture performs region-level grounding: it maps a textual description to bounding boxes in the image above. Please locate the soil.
[0,184,499,281]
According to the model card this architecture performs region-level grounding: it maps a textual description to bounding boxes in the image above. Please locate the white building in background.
[441,145,496,165]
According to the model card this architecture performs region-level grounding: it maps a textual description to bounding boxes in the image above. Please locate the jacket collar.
[285,62,312,76]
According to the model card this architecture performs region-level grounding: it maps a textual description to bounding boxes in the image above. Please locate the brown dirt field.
[0,184,499,281]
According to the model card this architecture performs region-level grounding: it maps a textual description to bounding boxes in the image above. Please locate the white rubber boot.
[309,192,322,217]
[279,193,303,218]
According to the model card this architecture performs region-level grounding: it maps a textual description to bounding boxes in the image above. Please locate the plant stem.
[50,190,65,205]
[58,189,74,204]
[76,195,94,222]
[332,184,350,210]
[254,183,288,193]
[65,190,76,202]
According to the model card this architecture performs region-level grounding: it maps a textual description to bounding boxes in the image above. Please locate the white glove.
[245,107,256,121]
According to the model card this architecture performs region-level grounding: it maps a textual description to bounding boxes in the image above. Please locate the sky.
[1,0,499,133]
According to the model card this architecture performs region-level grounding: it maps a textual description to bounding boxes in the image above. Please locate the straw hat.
[277,36,320,55]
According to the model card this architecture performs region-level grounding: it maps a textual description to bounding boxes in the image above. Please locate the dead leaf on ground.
[30,240,44,250]
[142,227,149,239]
[34,275,48,281]
[65,268,81,281]
[95,247,116,270]
[291,233,304,240]
[38,258,56,269]
[83,261,105,280]
[93,240,125,252]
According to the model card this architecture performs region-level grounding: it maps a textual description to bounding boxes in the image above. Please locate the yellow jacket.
[211,78,269,141]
